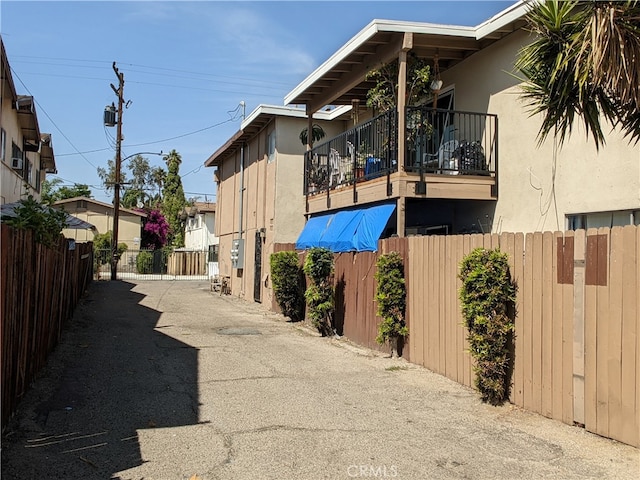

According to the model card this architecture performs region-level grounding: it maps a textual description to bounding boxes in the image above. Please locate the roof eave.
[284,2,532,107]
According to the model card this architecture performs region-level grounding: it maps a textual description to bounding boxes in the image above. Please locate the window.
[208,244,219,262]
[25,159,32,185]
[0,128,5,162]
[11,142,24,177]
[267,130,276,163]
[567,210,639,230]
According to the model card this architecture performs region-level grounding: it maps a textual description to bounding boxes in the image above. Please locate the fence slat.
[595,228,610,437]
[542,232,554,418]
[562,231,575,425]
[619,226,639,445]
[608,227,624,441]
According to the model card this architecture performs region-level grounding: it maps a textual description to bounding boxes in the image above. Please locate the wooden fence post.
[573,229,586,426]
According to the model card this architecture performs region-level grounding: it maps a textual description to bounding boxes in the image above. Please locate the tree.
[366,52,431,112]
[41,178,92,204]
[97,158,124,194]
[149,166,167,203]
[97,155,166,208]
[162,149,186,248]
[515,0,640,150]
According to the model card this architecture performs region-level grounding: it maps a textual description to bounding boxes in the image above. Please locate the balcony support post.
[396,197,406,238]
[397,33,412,174]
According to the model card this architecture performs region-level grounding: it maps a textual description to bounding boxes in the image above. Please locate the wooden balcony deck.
[305,170,496,215]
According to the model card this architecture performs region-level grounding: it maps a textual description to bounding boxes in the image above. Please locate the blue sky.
[1,1,517,203]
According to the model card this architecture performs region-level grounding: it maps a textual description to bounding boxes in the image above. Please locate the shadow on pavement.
[1,280,201,479]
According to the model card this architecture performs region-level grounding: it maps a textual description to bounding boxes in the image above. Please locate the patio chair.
[423,139,459,174]
[329,148,343,186]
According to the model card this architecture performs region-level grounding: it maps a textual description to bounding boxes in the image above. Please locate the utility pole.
[110,62,124,281]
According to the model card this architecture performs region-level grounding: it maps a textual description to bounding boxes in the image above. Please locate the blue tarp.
[295,203,395,252]
[295,214,331,250]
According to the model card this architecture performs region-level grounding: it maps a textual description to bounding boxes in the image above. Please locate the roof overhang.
[284,0,532,113]
[16,95,41,143]
[204,104,352,168]
[1,38,18,104]
[40,134,57,174]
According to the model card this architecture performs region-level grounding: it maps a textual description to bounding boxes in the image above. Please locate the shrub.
[136,250,154,274]
[459,247,516,405]
[270,251,305,321]
[2,194,66,247]
[303,247,334,336]
[375,252,408,357]
[93,231,127,273]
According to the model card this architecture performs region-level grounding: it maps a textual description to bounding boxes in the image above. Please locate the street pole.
[110,62,124,281]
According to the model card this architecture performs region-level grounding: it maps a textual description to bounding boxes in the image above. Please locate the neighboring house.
[284,0,639,246]
[54,196,146,249]
[184,201,218,251]
[204,104,351,303]
[184,201,219,277]
[1,37,57,204]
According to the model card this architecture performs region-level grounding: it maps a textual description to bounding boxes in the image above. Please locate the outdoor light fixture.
[430,54,442,92]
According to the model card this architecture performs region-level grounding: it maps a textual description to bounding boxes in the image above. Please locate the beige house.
[54,196,146,248]
[285,0,639,243]
[204,104,350,303]
[1,38,56,204]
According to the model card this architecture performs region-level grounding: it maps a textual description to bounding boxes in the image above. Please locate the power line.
[10,68,100,169]
[123,117,238,149]
[10,56,293,86]
[16,70,286,97]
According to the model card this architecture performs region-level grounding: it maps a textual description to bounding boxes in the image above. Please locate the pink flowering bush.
[140,208,169,250]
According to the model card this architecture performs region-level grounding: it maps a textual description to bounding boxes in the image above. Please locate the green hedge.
[303,247,334,337]
[270,251,305,321]
[375,252,408,357]
[459,247,516,405]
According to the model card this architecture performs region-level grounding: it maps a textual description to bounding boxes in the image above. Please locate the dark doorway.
[253,230,262,302]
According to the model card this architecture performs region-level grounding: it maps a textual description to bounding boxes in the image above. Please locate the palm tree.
[515,0,640,149]
[299,124,326,146]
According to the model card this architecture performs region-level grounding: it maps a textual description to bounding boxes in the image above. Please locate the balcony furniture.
[329,149,342,186]
[423,139,459,174]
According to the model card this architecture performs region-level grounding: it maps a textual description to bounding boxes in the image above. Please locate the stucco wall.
[444,29,640,233]
[1,94,42,204]
[212,114,342,304]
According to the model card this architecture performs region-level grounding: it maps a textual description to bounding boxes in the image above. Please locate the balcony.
[304,107,498,214]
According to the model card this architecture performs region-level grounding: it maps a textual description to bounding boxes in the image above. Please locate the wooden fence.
[167,251,207,275]
[273,225,640,448]
[1,224,93,430]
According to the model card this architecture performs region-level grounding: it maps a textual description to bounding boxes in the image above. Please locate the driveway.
[2,280,638,479]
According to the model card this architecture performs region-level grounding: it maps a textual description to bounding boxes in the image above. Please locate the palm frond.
[515,0,639,150]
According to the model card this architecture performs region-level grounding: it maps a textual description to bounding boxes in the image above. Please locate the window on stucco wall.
[267,130,276,163]
[567,210,640,230]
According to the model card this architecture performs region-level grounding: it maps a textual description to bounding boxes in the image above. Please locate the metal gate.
[94,248,209,281]
[253,231,262,302]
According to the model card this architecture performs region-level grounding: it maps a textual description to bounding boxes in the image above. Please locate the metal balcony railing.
[303,107,497,196]
[304,110,397,195]
[405,106,497,176]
